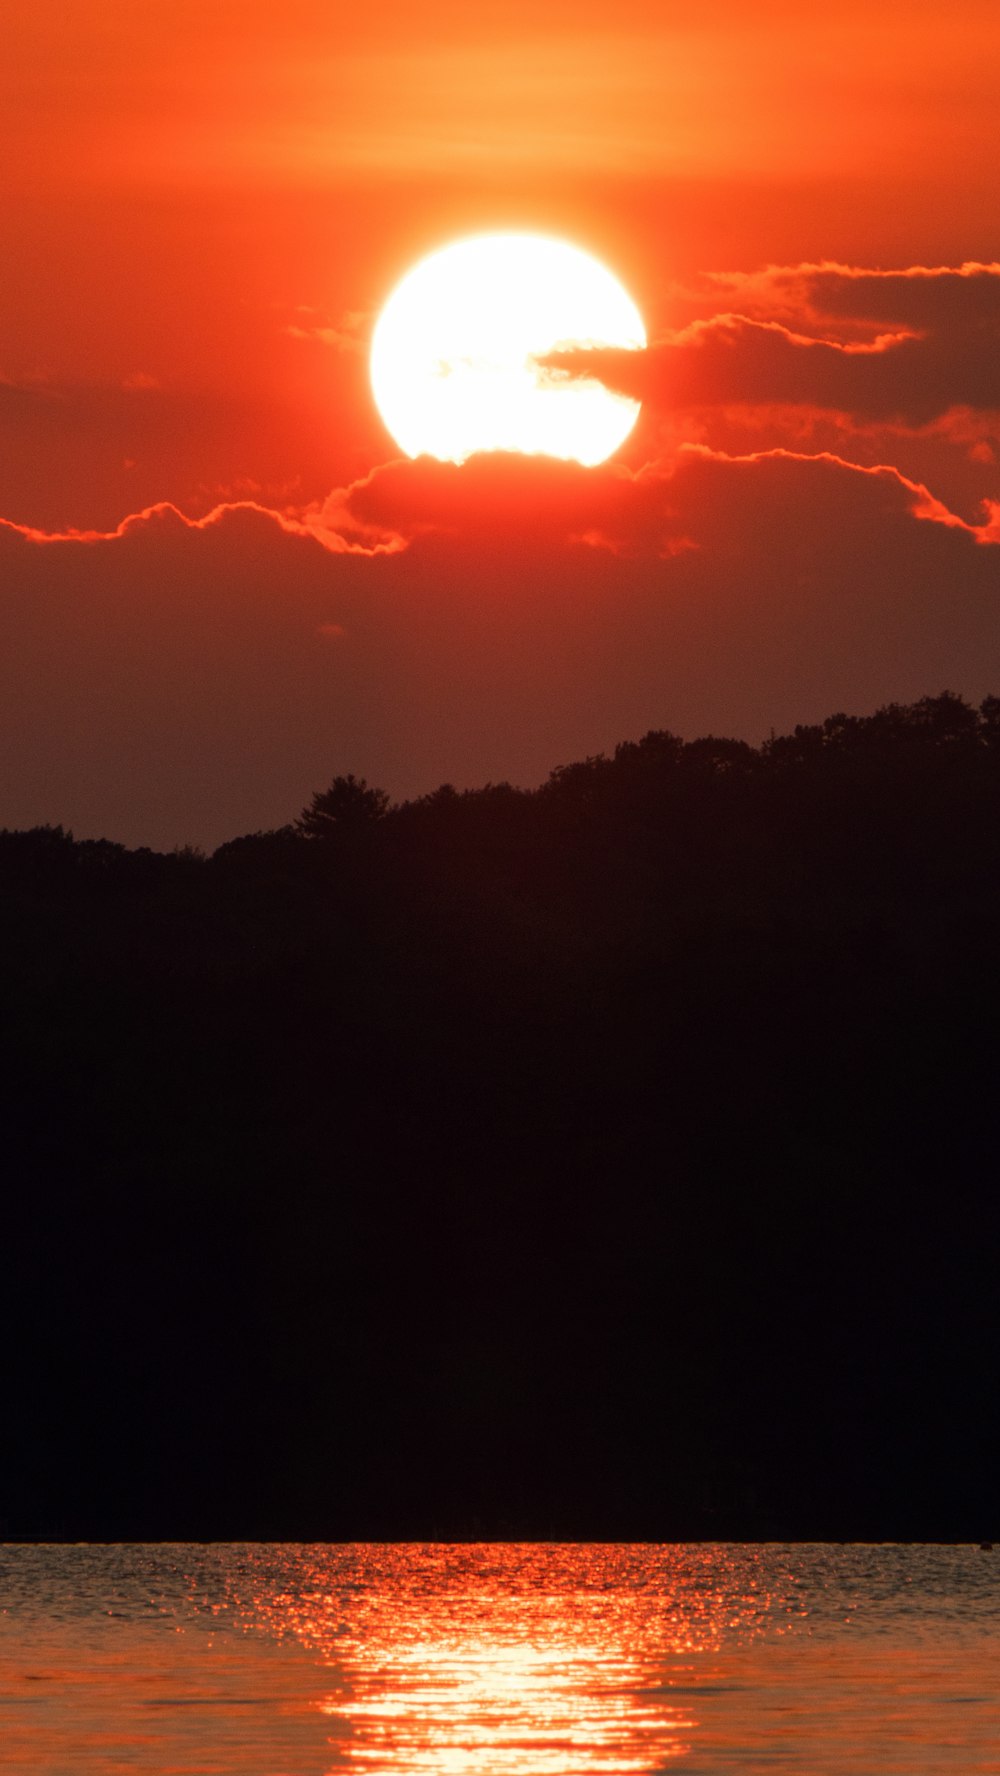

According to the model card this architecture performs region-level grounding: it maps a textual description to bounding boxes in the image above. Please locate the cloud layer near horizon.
[3,439,999,849]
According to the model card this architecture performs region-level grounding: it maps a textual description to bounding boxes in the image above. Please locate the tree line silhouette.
[2,692,998,1541]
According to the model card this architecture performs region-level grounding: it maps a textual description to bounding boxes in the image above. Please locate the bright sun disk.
[370,232,645,467]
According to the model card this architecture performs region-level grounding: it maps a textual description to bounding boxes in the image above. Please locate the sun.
[369,233,645,467]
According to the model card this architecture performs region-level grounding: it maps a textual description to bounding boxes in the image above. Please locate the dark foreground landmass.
[2,692,999,1542]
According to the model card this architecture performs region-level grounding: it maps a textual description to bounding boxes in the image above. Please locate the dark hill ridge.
[2,692,999,1541]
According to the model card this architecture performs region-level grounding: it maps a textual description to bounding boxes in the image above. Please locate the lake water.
[1,1544,997,1774]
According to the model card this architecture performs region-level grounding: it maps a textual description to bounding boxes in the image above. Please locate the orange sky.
[3,0,1000,845]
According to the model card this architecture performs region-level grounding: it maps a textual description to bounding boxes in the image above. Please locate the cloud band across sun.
[541,261,1000,426]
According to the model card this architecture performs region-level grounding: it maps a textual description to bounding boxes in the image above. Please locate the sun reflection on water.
[233,1545,773,1775]
[328,1633,697,1774]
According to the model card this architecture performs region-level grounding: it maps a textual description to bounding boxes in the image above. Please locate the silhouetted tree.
[908,690,979,742]
[979,694,1000,747]
[296,773,391,838]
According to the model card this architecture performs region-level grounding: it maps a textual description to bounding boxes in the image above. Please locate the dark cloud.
[752,261,1000,330]
[315,452,692,555]
[2,448,998,849]
[544,262,1000,429]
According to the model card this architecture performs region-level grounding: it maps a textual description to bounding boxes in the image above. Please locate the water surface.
[1,1544,997,1774]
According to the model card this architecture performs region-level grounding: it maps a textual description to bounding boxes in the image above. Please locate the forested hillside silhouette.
[3,692,999,1542]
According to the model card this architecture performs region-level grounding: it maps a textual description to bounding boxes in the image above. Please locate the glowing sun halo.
[370,233,645,467]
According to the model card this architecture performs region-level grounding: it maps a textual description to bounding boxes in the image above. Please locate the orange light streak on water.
[237,1544,770,1775]
[326,1635,696,1774]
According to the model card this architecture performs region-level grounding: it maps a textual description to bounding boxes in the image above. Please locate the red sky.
[3,0,1000,846]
